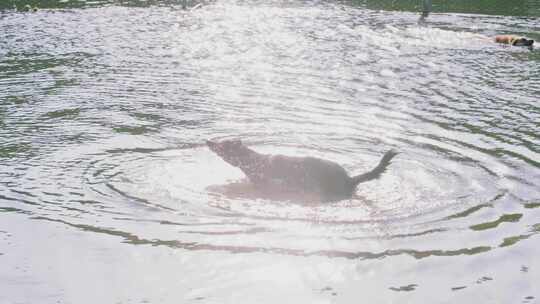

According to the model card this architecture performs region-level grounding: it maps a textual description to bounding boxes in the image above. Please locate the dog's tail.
[350,150,398,188]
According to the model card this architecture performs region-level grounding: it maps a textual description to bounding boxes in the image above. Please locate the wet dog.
[494,35,534,47]
[206,139,397,202]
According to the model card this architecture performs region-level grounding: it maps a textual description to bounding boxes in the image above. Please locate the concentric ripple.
[1,0,539,297]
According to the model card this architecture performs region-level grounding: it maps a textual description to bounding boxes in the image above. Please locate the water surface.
[0,1,539,303]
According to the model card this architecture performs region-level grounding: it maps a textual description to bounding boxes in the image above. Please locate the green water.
[3,0,540,16]
[353,0,540,16]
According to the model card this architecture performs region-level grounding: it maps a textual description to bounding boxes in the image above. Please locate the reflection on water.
[0,0,539,302]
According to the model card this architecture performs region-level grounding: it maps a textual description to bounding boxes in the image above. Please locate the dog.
[206,139,397,202]
[494,35,534,47]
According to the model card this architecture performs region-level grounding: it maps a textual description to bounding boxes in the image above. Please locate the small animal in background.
[494,35,534,47]
[206,139,398,202]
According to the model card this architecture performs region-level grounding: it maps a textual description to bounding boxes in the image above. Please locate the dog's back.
[265,155,354,199]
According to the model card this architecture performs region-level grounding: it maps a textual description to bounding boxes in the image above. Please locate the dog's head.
[513,37,534,47]
[206,139,248,167]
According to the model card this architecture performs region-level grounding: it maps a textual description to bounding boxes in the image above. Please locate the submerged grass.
[470,213,523,231]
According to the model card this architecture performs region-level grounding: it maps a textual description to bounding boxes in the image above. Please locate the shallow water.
[1,1,539,303]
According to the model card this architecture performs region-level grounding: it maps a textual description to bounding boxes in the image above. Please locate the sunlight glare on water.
[0,0,539,302]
